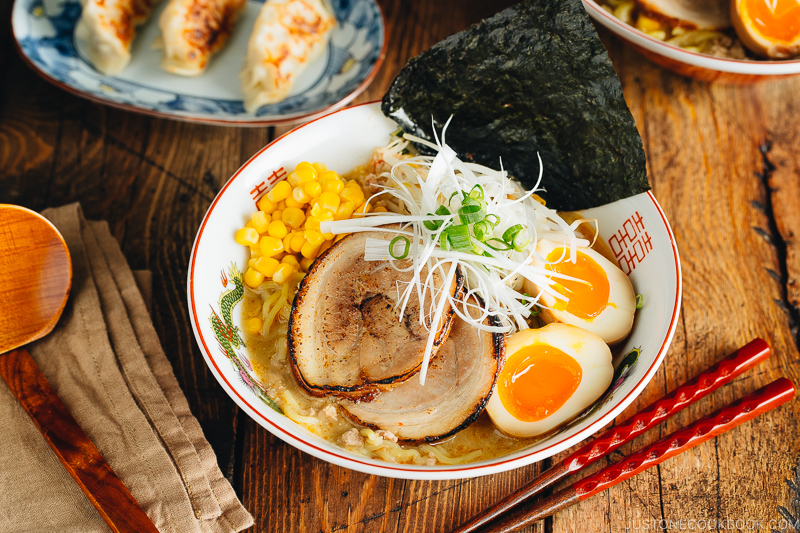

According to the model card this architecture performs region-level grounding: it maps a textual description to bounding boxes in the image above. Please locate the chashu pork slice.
[635,0,730,30]
[289,228,464,400]
[341,297,504,444]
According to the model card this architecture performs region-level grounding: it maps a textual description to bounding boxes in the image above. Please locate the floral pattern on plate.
[12,0,385,125]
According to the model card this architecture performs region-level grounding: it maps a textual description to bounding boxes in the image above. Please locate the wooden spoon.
[0,204,160,533]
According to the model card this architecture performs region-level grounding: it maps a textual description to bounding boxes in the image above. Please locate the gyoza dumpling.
[241,0,337,113]
[158,0,246,76]
[75,0,160,74]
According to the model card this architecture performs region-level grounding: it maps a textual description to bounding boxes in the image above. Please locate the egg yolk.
[742,0,800,43]
[497,344,582,422]
[545,248,610,320]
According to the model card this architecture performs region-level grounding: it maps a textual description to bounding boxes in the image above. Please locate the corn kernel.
[249,245,261,258]
[276,200,286,210]
[267,220,288,239]
[288,166,317,186]
[319,239,334,255]
[300,256,314,271]
[312,162,328,174]
[281,255,301,270]
[253,257,278,277]
[305,229,324,247]
[309,203,333,218]
[259,235,284,257]
[282,207,306,229]
[323,231,335,240]
[290,232,306,253]
[272,209,283,222]
[284,194,302,208]
[340,186,365,205]
[308,197,321,211]
[303,181,322,198]
[282,233,294,252]
[305,215,321,231]
[244,317,263,335]
[257,195,277,214]
[235,227,260,247]
[321,179,344,195]
[354,202,372,216]
[253,256,279,277]
[245,220,255,229]
[266,180,292,202]
[301,241,321,259]
[635,15,662,33]
[334,201,355,221]
[319,170,339,181]
[272,263,296,284]
[292,186,311,204]
[244,268,265,288]
[319,191,341,212]
[248,258,258,269]
[251,211,270,233]
[373,206,388,213]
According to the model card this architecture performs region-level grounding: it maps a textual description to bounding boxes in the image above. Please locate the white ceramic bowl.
[582,0,800,83]
[188,102,682,480]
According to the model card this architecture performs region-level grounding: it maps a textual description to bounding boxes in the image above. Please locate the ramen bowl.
[582,0,800,83]
[188,102,682,480]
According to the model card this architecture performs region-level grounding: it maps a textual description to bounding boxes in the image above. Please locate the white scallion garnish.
[320,127,589,385]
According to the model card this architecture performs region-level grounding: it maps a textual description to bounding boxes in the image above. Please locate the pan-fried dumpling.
[241,0,337,113]
[157,0,246,76]
[75,0,160,75]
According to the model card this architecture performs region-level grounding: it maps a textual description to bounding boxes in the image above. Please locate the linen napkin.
[0,203,253,533]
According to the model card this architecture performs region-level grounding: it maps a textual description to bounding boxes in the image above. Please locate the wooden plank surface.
[2,0,800,532]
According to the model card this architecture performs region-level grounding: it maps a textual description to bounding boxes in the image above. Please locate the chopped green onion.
[423,219,440,231]
[484,214,500,227]
[458,204,485,224]
[502,224,524,243]
[445,225,475,253]
[472,220,492,241]
[636,294,643,309]
[424,205,451,231]
[447,191,460,206]
[389,236,411,259]
[468,184,484,200]
[485,238,512,251]
[439,231,451,251]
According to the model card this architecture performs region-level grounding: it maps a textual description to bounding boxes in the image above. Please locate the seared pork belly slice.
[636,0,730,30]
[289,228,464,399]
[342,298,504,444]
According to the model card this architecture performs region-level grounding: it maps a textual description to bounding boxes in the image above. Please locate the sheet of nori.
[381,0,649,212]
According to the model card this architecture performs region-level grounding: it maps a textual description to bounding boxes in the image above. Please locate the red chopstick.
[451,338,771,533]
[476,377,795,533]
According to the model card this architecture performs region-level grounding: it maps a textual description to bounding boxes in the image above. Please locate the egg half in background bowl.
[187,102,682,480]
[582,0,800,83]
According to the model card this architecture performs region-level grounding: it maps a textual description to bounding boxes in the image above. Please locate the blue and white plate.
[11,0,386,125]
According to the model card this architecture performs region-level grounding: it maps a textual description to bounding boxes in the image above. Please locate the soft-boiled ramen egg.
[486,324,613,438]
[524,239,636,345]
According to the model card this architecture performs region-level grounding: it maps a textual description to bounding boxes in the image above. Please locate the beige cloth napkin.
[0,203,253,533]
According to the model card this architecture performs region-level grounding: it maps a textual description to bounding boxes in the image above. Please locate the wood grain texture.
[2,0,800,531]
[0,205,71,352]
[0,348,160,533]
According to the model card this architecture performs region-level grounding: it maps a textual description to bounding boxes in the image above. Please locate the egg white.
[525,239,636,345]
[486,323,613,438]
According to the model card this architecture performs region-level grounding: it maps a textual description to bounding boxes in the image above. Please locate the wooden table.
[3,1,800,531]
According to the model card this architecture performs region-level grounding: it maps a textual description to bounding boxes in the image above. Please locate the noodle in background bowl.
[581,0,800,83]
[187,102,682,480]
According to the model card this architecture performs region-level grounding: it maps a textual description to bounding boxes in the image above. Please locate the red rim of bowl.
[187,101,683,478]
[582,0,800,72]
[11,1,388,127]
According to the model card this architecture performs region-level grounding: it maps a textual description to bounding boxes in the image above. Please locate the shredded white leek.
[320,126,589,385]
